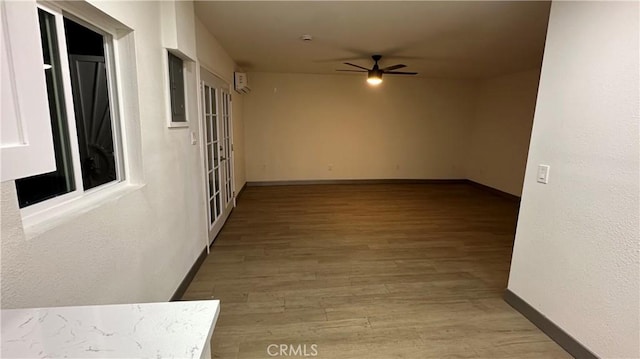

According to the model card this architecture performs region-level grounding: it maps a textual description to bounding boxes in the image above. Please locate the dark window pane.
[16,9,75,208]
[63,19,104,56]
[168,52,186,122]
[64,18,116,190]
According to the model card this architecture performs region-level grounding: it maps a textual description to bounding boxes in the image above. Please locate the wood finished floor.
[182,184,569,359]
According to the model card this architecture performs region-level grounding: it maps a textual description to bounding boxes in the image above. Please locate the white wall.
[507,1,639,358]
[0,0,243,309]
[243,72,476,181]
[467,69,540,196]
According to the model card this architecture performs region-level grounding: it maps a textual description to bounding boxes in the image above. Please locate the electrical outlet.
[537,164,550,184]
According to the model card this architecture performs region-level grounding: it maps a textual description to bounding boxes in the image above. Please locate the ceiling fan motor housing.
[368,69,383,79]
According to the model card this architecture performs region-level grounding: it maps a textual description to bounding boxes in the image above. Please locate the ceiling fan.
[337,55,418,85]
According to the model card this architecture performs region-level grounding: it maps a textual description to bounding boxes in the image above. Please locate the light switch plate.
[537,164,550,184]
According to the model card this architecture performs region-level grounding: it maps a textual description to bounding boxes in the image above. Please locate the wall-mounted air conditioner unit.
[234,72,251,94]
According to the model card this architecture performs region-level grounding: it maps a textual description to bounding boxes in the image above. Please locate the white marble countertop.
[1,300,220,359]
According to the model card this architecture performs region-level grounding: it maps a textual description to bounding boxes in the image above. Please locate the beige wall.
[242,71,540,193]
[508,1,639,357]
[243,72,476,181]
[232,94,246,190]
[467,69,541,196]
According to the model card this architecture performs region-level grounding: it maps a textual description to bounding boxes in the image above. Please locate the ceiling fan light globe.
[367,70,383,85]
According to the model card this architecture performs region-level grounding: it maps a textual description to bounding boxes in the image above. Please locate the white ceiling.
[194,1,550,79]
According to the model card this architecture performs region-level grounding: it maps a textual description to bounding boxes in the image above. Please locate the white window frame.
[20,2,126,220]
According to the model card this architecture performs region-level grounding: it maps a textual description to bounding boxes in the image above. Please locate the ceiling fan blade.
[337,69,368,72]
[384,71,418,75]
[381,64,406,71]
[344,62,370,71]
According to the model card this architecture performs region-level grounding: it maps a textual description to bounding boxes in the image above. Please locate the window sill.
[21,182,146,239]
[167,121,189,129]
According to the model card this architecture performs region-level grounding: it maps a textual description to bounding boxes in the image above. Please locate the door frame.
[196,63,236,248]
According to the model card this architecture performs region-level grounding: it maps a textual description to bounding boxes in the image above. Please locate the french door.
[200,69,234,244]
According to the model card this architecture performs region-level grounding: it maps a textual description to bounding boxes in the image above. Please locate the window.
[167,51,186,125]
[15,5,123,209]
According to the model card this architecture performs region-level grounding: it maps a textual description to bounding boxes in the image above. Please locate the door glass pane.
[220,92,224,115]
[214,171,220,192]
[224,92,228,116]
[64,18,117,190]
[211,88,217,115]
[224,100,231,138]
[204,86,211,114]
[209,199,215,224]
[205,115,212,143]
[16,9,76,208]
[211,115,218,140]
[215,194,221,216]
[206,143,213,169]
[221,94,226,137]
[208,171,214,197]
[213,143,219,167]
